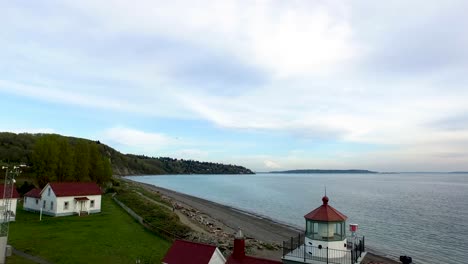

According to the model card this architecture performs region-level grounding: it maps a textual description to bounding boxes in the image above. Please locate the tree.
[56,137,74,182]
[32,135,60,187]
[73,140,90,182]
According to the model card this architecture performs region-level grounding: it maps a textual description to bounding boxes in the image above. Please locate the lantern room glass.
[305,220,346,241]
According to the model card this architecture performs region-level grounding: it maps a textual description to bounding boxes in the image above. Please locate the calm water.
[127,173,468,264]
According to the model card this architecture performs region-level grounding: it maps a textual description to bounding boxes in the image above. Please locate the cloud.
[102,127,176,153]
[264,160,281,169]
[62,0,356,78]
[2,1,468,170]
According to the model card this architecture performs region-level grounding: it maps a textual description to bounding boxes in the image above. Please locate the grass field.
[8,195,171,263]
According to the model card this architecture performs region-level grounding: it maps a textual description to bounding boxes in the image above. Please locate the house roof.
[304,196,348,222]
[162,240,218,264]
[226,255,282,264]
[0,184,20,199]
[47,182,102,197]
[24,188,41,198]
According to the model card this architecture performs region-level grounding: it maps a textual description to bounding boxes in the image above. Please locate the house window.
[36,199,39,205]
[50,201,54,210]
[90,200,95,208]
[48,188,51,196]
[43,200,46,209]
[64,201,69,210]
[24,197,27,203]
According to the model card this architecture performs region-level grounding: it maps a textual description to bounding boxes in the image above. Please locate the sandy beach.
[125,178,400,264]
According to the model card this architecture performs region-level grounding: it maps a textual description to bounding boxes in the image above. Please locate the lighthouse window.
[306,221,313,237]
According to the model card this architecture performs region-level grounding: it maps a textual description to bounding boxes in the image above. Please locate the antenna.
[324,186,327,196]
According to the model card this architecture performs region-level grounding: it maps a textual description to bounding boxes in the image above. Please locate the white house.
[24,182,102,216]
[0,184,20,222]
[23,188,42,212]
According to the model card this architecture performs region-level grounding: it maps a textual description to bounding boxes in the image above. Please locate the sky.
[1,1,468,172]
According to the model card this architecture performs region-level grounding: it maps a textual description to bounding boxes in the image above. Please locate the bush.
[115,189,191,238]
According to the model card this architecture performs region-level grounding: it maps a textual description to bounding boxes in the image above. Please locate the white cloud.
[63,0,356,78]
[264,160,281,169]
[103,127,176,153]
[2,1,468,170]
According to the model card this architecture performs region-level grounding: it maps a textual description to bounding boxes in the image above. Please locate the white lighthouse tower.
[282,195,366,264]
[303,195,348,254]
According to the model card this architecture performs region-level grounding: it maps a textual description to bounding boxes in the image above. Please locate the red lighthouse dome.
[304,196,348,222]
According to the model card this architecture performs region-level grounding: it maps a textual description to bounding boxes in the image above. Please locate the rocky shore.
[127,179,399,263]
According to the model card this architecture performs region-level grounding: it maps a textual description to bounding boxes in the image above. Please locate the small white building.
[0,184,20,222]
[24,182,102,216]
[23,188,42,212]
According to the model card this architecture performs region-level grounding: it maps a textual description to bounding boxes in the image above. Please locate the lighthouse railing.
[282,232,305,256]
[282,235,365,264]
[282,244,354,264]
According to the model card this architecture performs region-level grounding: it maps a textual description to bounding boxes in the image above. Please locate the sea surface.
[126,173,468,264]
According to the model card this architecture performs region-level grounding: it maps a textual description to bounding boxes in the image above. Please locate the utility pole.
[0,165,24,264]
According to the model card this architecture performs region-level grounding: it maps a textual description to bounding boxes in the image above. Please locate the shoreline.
[123,177,400,263]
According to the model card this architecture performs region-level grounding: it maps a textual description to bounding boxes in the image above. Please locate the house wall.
[54,195,101,216]
[40,184,58,216]
[23,196,41,212]
[208,248,226,264]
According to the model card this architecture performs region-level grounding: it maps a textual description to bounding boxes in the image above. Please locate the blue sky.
[1,1,468,171]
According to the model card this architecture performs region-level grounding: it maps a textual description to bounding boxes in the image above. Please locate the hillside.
[0,132,254,181]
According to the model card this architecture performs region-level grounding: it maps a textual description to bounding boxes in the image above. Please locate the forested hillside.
[0,132,253,187]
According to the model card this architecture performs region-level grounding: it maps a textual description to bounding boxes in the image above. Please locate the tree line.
[32,135,112,187]
[0,132,254,185]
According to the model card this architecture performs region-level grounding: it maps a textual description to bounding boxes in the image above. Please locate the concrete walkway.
[12,248,53,264]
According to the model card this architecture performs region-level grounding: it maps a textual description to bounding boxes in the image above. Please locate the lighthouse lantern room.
[304,195,348,252]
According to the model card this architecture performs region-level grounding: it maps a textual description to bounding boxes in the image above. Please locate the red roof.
[162,240,218,264]
[47,182,101,197]
[24,188,41,198]
[0,184,20,199]
[304,196,348,222]
[226,255,282,264]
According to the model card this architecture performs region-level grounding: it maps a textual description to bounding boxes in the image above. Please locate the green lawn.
[8,195,171,264]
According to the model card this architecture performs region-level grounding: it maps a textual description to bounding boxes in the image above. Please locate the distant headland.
[269,169,378,174]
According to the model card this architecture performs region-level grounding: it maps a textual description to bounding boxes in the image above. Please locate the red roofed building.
[226,230,282,264]
[24,188,42,213]
[162,240,226,264]
[0,184,20,222]
[162,231,282,264]
[23,182,102,216]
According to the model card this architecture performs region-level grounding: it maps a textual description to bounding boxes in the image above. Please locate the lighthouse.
[303,195,348,253]
[282,195,366,263]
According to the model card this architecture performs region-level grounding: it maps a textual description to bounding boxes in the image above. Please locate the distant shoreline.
[268,169,378,174]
